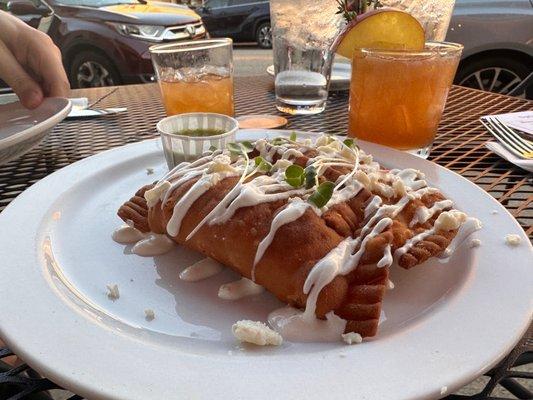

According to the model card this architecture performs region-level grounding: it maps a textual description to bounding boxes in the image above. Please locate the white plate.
[0,97,71,165]
[267,62,351,91]
[0,130,531,400]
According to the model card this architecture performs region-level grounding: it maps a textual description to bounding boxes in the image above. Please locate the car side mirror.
[7,0,47,16]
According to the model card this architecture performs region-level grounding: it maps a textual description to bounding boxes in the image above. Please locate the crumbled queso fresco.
[106,284,120,300]
[232,320,282,346]
[505,234,521,246]
[144,309,155,321]
[470,239,482,248]
[341,332,363,345]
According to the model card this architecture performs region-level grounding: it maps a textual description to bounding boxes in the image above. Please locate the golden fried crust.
[338,263,388,337]
[117,166,459,337]
[117,185,152,233]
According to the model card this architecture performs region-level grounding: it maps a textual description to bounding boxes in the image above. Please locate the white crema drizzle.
[126,135,481,342]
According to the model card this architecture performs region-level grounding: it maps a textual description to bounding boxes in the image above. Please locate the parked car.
[198,0,531,96]
[1,0,207,88]
[447,0,533,97]
[196,0,271,48]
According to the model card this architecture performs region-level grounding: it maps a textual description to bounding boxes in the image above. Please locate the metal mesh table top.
[0,77,531,400]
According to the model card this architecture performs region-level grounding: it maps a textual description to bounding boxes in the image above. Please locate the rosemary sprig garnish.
[335,0,383,22]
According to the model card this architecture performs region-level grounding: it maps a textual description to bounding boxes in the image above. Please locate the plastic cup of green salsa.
[157,113,239,169]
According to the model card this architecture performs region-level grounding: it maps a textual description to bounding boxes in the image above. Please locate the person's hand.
[0,11,70,109]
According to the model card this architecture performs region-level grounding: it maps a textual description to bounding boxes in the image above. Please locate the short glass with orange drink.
[348,42,463,157]
[150,39,235,116]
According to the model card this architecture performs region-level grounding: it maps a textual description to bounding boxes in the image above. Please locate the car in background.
[196,0,271,48]
[1,0,207,88]
[198,0,531,97]
[447,0,533,97]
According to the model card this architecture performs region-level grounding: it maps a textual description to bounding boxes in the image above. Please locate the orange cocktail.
[159,75,234,116]
[150,38,235,117]
[348,42,463,156]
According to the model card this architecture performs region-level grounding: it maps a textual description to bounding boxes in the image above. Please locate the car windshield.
[54,0,142,7]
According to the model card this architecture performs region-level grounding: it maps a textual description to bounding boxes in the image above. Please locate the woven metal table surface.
[0,76,532,400]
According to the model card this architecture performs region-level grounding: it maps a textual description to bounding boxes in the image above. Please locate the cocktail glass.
[348,42,463,158]
[379,0,456,41]
[270,0,345,115]
[150,38,234,116]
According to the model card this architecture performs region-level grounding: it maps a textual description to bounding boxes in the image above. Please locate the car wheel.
[256,22,272,49]
[69,51,122,89]
[455,55,531,98]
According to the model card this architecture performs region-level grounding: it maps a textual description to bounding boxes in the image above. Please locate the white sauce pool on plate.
[179,258,224,282]
[268,307,346,343]
[112,224,145,244]
[218,278,264,300]
[131,234,175,256]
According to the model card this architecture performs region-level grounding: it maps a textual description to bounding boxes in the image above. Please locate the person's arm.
[0,11,70,108]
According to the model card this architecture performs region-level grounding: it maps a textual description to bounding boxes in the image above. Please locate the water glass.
[270,0,344,115]
[150,39,234,116]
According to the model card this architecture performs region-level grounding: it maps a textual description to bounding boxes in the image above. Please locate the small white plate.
[0,130,531,400]
[267,62,351,91]
[0,97,71,165]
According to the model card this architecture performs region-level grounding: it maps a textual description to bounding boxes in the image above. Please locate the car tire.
[256,22,272,49]
[455,55,532,98]
[69,50,122,89]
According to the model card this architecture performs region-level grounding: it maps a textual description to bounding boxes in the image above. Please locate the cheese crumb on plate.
[144,309,155,321]
[232,320,282,346]
[470,239,482,248]
[341,332,363,345]
[505,234,521,246]
[106,284,120,300]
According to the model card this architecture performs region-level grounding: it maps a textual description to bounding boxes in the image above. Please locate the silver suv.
[447,0,533,97]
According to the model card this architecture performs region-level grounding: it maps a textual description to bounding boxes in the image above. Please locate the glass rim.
[358,41,464,57]
[149,38,233,54]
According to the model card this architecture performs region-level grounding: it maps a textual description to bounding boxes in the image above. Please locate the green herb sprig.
[335,0,383,22]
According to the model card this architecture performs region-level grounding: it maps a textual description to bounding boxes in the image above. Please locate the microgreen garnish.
[208,145,217,152]
[285,164,305,187]
[227,143,242,154]
[254,156,272,172]
[343,139,354,148]
[308,182,335,208]
[305,165,317,189]
[227,141,254,155]
[272,137,285,146]
[241,141,254,151]
[289,132,297,142]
